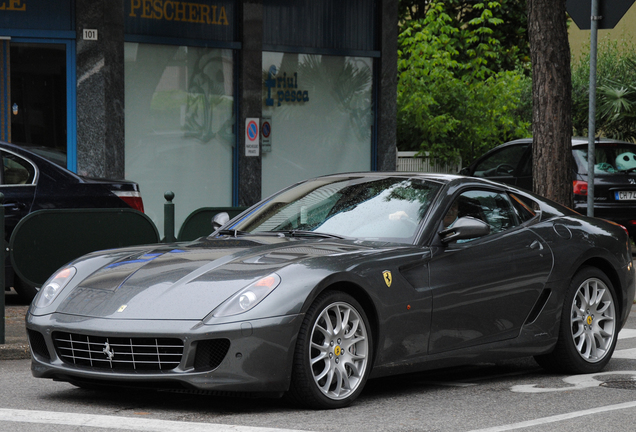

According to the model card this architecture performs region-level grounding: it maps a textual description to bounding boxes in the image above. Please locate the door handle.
[530,240,543,251]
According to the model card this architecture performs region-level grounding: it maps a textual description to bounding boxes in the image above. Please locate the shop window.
[261,52,373,196]
[124,43,234,233]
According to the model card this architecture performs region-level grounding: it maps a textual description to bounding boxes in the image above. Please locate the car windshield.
[573,143,636,174]
[231,176,442,243]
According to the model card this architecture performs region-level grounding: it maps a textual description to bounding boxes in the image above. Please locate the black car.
[1,141,144,301]
[461,137,636,240]
[27,173,634,409]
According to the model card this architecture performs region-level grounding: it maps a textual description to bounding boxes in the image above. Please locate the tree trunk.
[528,0,573,208]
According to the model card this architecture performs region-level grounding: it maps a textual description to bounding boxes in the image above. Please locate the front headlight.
[34,267,77,308]
[212,273,281,317]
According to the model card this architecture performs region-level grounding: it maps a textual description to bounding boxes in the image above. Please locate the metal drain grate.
[600,380,636,390]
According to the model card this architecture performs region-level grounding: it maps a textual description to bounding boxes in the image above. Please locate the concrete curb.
[1,302,30,361]
[0,343,31,360]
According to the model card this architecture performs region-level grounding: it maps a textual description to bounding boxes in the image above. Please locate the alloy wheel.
[570,277,616,363]
[309,301,369,400]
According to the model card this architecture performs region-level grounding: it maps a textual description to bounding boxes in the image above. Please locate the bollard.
[164,191,176,243]
[1,192,5,344]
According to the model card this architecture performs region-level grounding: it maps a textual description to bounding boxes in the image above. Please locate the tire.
[14,275,38,304]
[287,291,373,409]
[535,267,618,374]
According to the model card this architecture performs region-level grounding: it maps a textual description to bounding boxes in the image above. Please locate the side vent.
[524,289,552,325]
[28,330,51,360]
[194,339,231,371]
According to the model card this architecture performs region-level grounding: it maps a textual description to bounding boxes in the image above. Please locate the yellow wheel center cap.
[334,346,342,356]
[587,315,593,326]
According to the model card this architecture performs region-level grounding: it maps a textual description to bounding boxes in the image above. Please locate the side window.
[2,153,36,185]
[472,144,529,178]
[444,190,520,237]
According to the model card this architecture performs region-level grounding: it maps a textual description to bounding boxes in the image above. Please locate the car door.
[468,142,530,187]
[427,189,552,354]
[1,150,37,236]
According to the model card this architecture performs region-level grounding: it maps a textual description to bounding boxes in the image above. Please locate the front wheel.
[287,291,373,409]
[535,267,618,374]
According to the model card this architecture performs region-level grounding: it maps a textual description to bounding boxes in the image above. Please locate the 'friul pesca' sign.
[125,0,234,42]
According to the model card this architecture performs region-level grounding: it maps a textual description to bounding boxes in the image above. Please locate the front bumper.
[26,312,302,394]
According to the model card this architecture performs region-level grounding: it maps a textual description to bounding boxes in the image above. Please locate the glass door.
[10,42,67,166]
[0,38,76,170]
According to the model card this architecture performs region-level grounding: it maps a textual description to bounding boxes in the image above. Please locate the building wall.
[76,0,126,179]
[2,0,398,234]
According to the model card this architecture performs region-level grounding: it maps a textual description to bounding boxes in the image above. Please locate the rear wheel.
[287,291,372,409]
[535,267,618,374]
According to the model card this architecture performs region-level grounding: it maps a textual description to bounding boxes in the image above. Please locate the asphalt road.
[1,300,636,432]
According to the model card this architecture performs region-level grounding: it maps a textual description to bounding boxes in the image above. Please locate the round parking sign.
[262,121,271,138]
[247,120,258,141]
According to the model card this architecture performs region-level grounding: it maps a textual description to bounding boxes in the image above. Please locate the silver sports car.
[27,173,635,409]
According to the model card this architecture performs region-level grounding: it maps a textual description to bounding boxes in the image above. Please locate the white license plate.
[615,191,636,200]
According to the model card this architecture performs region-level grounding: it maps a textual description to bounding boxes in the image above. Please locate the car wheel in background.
[535,267,618,374]
[287,291,373,409]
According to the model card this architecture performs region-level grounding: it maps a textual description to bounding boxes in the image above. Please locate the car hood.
[54,236,381,320]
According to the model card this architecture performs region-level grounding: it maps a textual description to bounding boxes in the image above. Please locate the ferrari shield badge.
[382,270,392,287]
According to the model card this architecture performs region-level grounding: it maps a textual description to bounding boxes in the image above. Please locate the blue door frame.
[9,37,77,173]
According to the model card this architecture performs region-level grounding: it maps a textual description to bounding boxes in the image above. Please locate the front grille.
[53,332,184,371]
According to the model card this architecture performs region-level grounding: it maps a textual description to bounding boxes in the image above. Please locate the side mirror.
[439,216,490,244]
[211,212,230,231]
[459,167,469,175]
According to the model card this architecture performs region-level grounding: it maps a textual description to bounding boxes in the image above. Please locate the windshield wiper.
[216,230,290,238]
[273,230,345,239]
[216,229,249,237]
[617,167,636,174]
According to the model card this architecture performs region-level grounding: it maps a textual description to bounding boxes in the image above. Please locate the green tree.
[572,39,636,142]
[399,0,529,73]
[397,1,531,164]
[528,0,572,207]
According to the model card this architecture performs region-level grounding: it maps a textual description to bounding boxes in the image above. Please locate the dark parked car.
[27,173,634,409]
[460,137,636,241]
[1,140,144,301]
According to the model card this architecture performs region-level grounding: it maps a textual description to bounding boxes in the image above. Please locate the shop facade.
[1,0,397,232]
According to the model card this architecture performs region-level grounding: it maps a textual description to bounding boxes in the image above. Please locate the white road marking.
[0,409,308,432]
[612,347,636,359]
[465,401,636,432]
[511,370,636,393]
[618,328,636,340]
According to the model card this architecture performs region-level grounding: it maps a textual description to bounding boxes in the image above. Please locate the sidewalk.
[1,290,30,360]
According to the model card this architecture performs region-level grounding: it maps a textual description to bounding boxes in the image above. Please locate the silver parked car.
[27,173,635,409]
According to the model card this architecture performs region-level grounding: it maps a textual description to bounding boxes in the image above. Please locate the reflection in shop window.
[125,43,234,234]
[261,53,373,196]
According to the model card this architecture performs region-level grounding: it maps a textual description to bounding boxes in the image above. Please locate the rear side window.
[472,144,529,178]
[2,152,36,185]
[509,193,537,223]
[573,143,636,174]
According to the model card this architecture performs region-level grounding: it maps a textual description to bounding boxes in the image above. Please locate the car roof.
[310,171,518,192]
[501,137,635,147]
[313,171,463,183]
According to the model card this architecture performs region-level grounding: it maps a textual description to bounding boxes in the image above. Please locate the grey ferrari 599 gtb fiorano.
[27,173,635,409]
